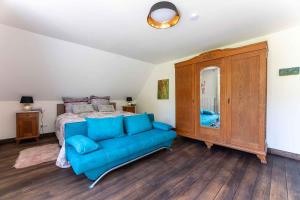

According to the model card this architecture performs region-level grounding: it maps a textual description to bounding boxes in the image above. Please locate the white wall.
[0,24,154,139]
[137,25,300,154]
[137,62,176,126]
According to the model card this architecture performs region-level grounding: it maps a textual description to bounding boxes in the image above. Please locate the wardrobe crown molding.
[175,41,268,67]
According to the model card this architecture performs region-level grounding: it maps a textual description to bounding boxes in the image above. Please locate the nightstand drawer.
[122,106,136,113]
[17,112,38,118]
[16,112,40,144]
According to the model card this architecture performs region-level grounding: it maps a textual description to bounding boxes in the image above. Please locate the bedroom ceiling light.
[147,1,180,29]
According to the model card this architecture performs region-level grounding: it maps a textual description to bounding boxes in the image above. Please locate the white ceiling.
[1,0,300,64]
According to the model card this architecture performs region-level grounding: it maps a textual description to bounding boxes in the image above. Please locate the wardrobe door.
[175,64,196,138]
[226,50,267,152]
[195,59,226,146]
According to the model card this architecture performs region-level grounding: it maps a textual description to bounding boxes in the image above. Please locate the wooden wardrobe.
[175,42,267,163]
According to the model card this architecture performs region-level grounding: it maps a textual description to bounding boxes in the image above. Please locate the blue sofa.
[64,113,176,189]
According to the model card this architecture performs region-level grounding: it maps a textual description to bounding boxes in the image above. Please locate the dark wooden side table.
[16,111,40,144]
[122,105,136,113]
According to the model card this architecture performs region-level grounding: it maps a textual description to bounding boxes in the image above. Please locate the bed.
[55,103,135,168]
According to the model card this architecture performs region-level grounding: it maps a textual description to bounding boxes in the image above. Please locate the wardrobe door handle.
[228,98,230,104]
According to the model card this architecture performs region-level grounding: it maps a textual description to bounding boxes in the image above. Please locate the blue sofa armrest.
[152,121,173,131]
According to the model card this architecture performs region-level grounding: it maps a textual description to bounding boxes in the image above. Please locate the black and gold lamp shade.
[147,1,180,29]
[20,96,34,111]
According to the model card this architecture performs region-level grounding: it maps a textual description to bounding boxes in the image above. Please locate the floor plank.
[286,158,300,200]
[233,157,260,200]
[251,156,273,200]
[214,153,249,200]
[270,156,288,200]
[195,152,244,200]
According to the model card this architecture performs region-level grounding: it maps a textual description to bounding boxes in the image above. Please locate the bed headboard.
[57,102,117,116]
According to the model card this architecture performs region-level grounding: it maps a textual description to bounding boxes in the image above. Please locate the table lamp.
[126,97,133,106]
[20,96,34,111]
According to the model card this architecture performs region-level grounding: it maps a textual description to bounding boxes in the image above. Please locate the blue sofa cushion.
[152,121,173,131]
[66,135,100,155]
[68,129,176,174]
[86,116,124,141]
[124,113,152,135]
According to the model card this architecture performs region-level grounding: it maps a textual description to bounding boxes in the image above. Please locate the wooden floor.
[0,136,300,200]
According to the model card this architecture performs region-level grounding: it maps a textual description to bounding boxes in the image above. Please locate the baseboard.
[0,132,55,144]
[268,148,300,161]
[0,137,15,144]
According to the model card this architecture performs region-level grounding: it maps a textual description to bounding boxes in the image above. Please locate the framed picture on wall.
[157,79,169,99]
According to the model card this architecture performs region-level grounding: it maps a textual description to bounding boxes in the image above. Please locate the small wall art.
[157,79,169,100]
[279,67,299,76]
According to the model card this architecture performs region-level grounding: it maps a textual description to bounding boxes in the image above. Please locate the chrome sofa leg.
[88,146,171,189]
[89,174,106,189]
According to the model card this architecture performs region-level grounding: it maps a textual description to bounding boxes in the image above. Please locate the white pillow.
[97,104,115,112]
[91,98,110,111]
[72,104,95,114]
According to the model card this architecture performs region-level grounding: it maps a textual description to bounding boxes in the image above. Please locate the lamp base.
[23,104,32,111]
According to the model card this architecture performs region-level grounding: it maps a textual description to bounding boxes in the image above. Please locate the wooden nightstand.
[16,111,40,144]
[122,105,136,113]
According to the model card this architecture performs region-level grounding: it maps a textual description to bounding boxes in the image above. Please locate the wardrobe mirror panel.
[200,66,220,128]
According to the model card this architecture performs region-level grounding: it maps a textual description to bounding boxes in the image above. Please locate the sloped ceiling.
[1,0,300,64]
[0,24,153,101]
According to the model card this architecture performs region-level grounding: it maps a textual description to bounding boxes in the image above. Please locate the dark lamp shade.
[126,97,133,102]
[20,96,34,104]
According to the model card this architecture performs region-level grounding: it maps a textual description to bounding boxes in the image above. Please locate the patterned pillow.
[98,104,115,112]
[72,104,95,114]
[90,95,110,100]
[62,97,89,113]
[62,97,89,103]
[64,102,88,113]
[91,98,110,111]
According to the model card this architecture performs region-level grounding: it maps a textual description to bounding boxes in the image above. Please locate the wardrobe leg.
[257,154,267,164]
[204,142,213,149]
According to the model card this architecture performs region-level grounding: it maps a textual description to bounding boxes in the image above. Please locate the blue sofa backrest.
[148,113,155,122]
[65,121,87,139]
[64,113,155,140]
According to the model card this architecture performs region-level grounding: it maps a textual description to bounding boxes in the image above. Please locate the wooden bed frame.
[57,102,117,116]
